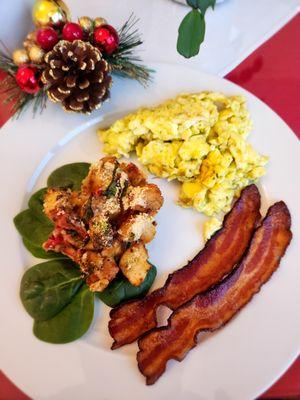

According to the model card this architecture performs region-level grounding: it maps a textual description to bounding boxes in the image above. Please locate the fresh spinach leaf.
[33,284,94,344]
[20,259,83,321]
[14,209,54,248]
[28,188,49,223]
[97,264,157,308]
[15,188,53,258]
[47,162,91,191]
[22,238,65,260]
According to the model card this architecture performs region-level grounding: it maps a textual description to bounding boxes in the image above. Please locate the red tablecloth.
[1,13,299,400]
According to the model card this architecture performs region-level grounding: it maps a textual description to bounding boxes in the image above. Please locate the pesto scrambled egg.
[98,92,268,238]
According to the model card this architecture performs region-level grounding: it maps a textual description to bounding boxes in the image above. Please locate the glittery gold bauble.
[29,45,45,64]
[94,17,107,28]
[78,16,93,32]
[23,31,38,50]
[12,49,29,66]
[32,0,70,27]
[27,31,38,42]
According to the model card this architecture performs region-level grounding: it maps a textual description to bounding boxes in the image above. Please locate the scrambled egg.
[203,217,222,242]
[99,92,268,231]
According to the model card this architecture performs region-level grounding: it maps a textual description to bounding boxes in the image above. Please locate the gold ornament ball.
[12,49,29,66]
[27,30,38,42]
[29,45,45,64]
[32,0,70,27]
[23,39,34,50]
[23,31,37,50]
[78,16,93,32]
[94,17,107,28]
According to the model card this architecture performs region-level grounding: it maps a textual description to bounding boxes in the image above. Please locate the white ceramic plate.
[0,63,299,400]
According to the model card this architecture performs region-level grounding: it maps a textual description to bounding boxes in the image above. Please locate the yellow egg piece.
[203,217,222,242]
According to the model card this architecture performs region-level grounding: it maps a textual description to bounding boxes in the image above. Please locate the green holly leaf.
[177,9,205,58]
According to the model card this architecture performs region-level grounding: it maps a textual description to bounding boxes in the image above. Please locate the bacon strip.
[137,202,292,385]
[109,185,261,348]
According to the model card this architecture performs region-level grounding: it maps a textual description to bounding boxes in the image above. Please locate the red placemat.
[224,11,300,398]
[1,13,299,400]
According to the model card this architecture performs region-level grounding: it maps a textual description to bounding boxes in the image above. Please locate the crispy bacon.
[137,202,292,384]
[109,185,261,348]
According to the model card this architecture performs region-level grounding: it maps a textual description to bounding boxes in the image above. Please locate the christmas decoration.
[78,16,93,33]
[32,0,70,27]
[62,22,83,41]
[16,66,41,94]
[0,2,151,118]
[94,17,107,28]
[42,40,111,113]
[28,45,45,64]
[23,31,38,51]
[94,25,119,55]
[37,27,59,50]
[12,49,29,66]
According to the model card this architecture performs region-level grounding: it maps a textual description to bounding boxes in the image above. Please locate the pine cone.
[42,40,112,114]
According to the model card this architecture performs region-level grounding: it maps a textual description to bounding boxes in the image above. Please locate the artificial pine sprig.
[108,14,153,86]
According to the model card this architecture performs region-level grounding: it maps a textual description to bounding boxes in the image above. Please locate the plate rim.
[1,61,299,400]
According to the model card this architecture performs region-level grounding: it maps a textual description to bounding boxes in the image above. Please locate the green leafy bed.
[14,163,157,344]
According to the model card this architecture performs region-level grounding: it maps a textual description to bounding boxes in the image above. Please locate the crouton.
[118,213,156,244]
[119,242,151,286]
[122,184,163,213]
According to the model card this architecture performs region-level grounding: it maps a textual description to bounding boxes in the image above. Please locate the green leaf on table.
[177,9,205,58]
[22,238,65,260]
[97,264,157,308]
[47,162,91,191]
[33,284,94,344]
[14,209,54,248]
[187,0,216,15]
[20,259,83,321]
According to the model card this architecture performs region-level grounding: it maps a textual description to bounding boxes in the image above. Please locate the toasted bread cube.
[81,157,118,196]
[119,242,151,286]
[120,162,146,186]
[118,213,156,244]
[89,215,114,249]
[81,252,119,292]
[122,184,163,213]
[43,188,71,220]
[101,238,125,259]
[91,195,121,220]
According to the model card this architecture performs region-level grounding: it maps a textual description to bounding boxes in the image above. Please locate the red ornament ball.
[93,25,119,54]
[16,65,41,94]
[37,27,59,51]
[62,22,83,41]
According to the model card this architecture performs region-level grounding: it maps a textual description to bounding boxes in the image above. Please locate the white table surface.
[0,0,299,77]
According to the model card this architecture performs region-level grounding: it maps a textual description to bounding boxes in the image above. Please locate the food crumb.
[203,217,222,242]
